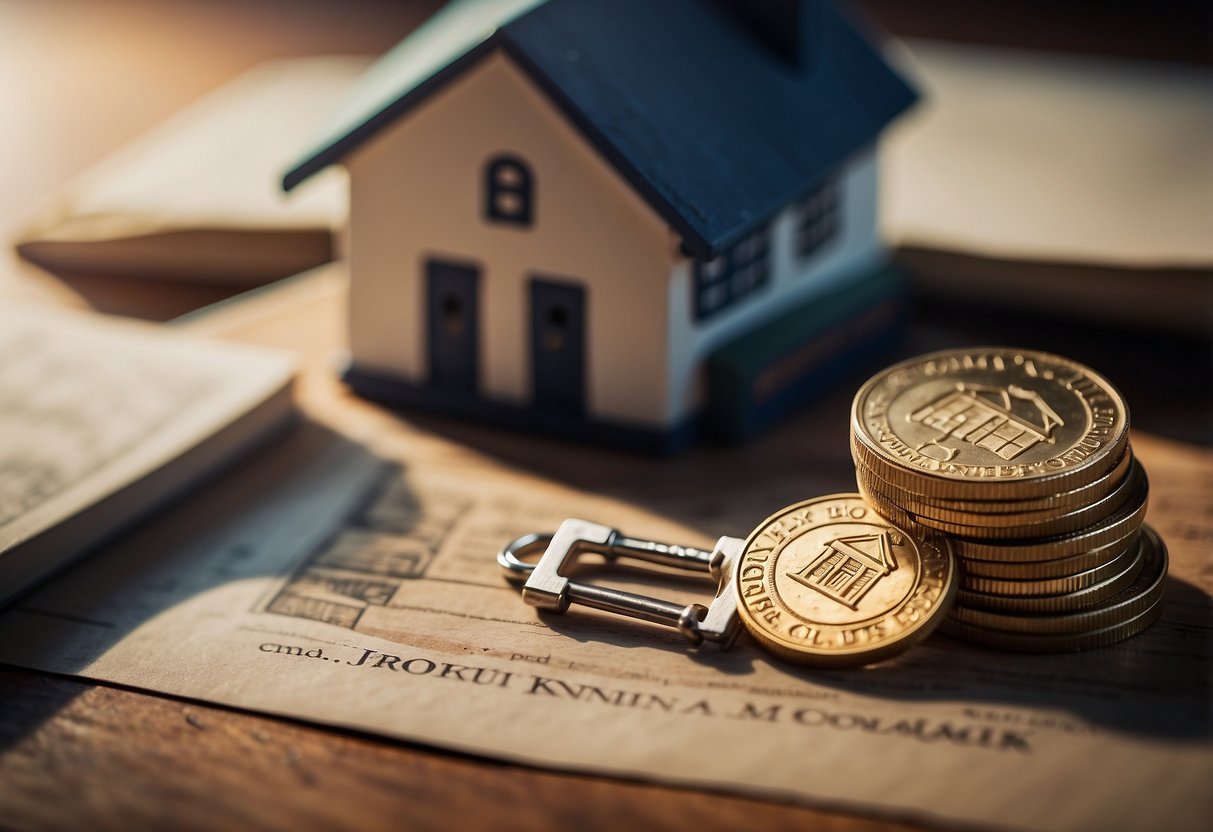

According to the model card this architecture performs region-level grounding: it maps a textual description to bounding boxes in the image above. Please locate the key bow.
[498,519,742,648]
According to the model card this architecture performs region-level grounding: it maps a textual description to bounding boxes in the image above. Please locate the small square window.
[703,255,728,282]
[692,222,771,322]
[795,178,840,262]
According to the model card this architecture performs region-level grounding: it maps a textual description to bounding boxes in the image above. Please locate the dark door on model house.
[426,259,479,394]
[530,278,585,417]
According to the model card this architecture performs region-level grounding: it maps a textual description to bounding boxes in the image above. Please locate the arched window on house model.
[484,154,534,227]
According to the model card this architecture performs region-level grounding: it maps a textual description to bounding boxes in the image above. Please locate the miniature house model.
[285,0,917,453]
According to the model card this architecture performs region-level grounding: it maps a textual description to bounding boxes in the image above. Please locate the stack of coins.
[849,347,1168,652]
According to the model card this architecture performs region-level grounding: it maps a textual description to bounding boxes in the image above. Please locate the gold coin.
[851,348,1129,500]
[959,530,1141,595]
[961,532,1137,579]
[855,479,924,533]
[955,536,1144,614]
[849,407,1129,502]
[904,461,1146,539]
[856,447,1134,515]
[733,494,956,667]
[945,484,1148,562]
[853,450,1133,524]
[949,527,1165,634]
[939,596,1163,652]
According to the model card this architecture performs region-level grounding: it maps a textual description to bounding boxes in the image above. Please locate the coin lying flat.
[733,494,956,667]
[946,485,1148,563]
[854,452,1137,529]
[949,527,1166,635]
[962,533,1137,579]
[940,527,1167,651]
[956,532,1145,614]
[903,461,1146,539]
[940,597,1164,653]
[853,479,917,530]
[856,447,1134,515]
[851,348,1129,500]
[960,531,1141,595]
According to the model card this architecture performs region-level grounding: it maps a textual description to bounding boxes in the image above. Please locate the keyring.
[497,518,742,647]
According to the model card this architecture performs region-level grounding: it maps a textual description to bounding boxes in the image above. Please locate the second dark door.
[530,278,586,417]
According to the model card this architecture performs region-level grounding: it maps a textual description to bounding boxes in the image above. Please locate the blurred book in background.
[0,305,295,606]
[14,57,367,291]
[883,40,1213,334]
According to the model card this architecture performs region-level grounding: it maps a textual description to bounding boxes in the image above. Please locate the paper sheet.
[0,403,1208,832]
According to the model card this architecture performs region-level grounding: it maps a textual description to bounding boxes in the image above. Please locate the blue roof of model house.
[283,0,917,258]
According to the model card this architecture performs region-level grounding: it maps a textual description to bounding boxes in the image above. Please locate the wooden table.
[1,3,1208,830]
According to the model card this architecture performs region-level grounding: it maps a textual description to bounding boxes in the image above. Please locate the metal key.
[497,518,744,648]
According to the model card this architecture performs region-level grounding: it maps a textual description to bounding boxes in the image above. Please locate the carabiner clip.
[497,518,743,648]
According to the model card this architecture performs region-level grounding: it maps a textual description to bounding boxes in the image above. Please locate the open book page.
[0,275,1207,832]
[0,304,295,603]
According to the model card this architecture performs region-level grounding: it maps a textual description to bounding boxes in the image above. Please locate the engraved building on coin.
[851,348,1166,653]
[909,383,1063,462]
[791,531,899,609]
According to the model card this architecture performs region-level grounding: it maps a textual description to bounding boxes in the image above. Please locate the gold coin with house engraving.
[856,446,1134,515]
[853,449,1134,525]
[733,494,956,667]
[940,598,1164,652]
[955,535,1145,614]
[962,533,1137,580]
[851,348,1129,500]
[950,527,1165,634]
[946,485,1148,563]
[960,532,1140,593]
[891,461,1147,540]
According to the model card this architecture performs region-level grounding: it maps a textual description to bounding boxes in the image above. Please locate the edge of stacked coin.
[849,347,1168,653]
